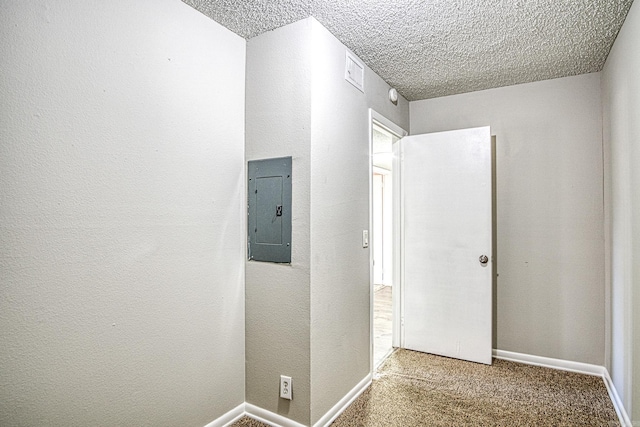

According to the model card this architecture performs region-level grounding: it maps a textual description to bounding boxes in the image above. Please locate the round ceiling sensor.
[389,88,398,105]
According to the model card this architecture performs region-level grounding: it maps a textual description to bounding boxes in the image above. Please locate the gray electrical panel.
[248,157,292,263]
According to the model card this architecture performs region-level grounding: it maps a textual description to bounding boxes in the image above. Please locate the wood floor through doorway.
[373,284,392,367]
[231,349,619,426]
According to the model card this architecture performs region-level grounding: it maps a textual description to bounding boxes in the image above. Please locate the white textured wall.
[602,0,640,420]
[0,1,246,426]
[245,19,312,425]
[410,74,605,365]
[309,19,409,425]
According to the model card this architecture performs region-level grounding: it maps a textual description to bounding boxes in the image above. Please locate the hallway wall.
[410,73,605,366]
[0,1,246,426]
[309,19,409,425]
[245,17,409,426]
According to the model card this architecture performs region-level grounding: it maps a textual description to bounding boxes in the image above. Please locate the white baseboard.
[245,403,307,427]
[493,349,605,376]
[493,349,631,427]
[204,403,245,427]
[312,373,372,427]
[602,369,633,427]
[208,373,371,427]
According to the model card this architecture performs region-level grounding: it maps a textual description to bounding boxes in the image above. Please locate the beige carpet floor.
[231,349,619,427]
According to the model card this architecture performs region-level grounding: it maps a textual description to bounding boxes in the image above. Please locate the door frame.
[368,109,407,372]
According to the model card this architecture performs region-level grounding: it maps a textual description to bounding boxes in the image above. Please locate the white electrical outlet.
[280,375,292,400]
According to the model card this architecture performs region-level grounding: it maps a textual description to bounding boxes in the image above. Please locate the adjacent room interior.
[1,1,639,426]
[371,122,399,368]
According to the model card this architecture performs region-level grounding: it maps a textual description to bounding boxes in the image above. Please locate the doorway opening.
[370,113,403,369]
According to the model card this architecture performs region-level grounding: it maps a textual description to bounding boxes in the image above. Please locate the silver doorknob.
[479,255,489,264]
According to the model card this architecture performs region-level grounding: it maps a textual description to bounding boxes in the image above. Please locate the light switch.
[362,230,369,248]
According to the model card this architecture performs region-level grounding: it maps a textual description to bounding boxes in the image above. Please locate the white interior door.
[399,126,492,365]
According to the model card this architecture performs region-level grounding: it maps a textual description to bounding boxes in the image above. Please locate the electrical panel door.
[248,157,292,263]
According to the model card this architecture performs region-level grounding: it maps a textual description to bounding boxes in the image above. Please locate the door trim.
[368,109,407,374]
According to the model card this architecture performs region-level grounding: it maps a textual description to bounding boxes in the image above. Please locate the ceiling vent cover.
[345,51,364,93]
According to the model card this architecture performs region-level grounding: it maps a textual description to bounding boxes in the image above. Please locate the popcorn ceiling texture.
[182,0,633,100]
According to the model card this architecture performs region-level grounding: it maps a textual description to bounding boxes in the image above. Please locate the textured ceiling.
[182,0,634,101]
